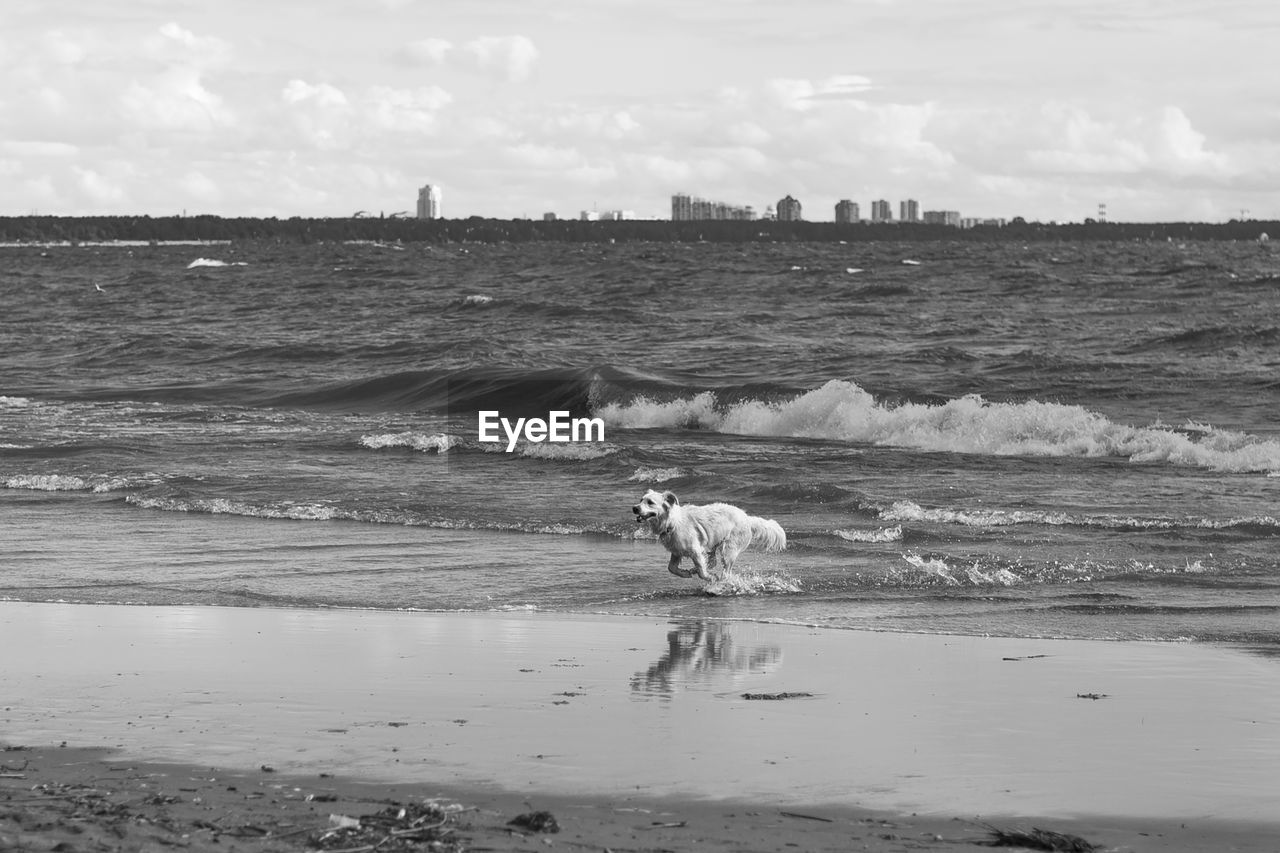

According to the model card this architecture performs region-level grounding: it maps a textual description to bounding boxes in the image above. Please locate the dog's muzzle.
[632,505,651,523]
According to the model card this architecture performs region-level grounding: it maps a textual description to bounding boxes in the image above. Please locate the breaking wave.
[596,379,1280,473]
[882,499,1280,534]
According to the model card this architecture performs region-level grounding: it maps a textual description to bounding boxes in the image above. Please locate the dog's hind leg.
[719,528,752,572]
[668,555,695,578]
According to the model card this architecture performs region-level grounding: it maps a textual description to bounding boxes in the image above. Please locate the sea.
[3,237,1279,657]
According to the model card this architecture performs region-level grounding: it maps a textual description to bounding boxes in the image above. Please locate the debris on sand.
[741,691,814,700]
[508,809,561,833]
[980,825,1101,852]
[311,801,467,851]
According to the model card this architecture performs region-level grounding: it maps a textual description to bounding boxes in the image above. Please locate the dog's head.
[632,489,679,528]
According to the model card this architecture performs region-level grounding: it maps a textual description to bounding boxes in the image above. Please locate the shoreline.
[7,746,1279,853]
[4,602,1280,851]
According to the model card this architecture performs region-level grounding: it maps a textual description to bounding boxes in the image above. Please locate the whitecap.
[187,257,247,268]
[5,474,90,491]
[627,466,687,483]
[836,525,902,543]
[360,432,458,453]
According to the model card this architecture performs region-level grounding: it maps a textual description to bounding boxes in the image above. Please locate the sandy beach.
[3,602,1280,852]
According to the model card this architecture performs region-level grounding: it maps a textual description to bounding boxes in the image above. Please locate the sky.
[3,0,1278,223]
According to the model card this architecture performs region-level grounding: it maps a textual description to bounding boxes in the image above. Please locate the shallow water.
[6,604,1279,821]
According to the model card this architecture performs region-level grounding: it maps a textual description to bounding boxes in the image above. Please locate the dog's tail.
[748,516,787,552]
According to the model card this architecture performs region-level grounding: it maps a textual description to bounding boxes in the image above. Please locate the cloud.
[462,35,538,82]
[1,140,79,158]
[282,79,349,108]
[396,34,539,81]
[119,66,234,133]
[767,75,875,111]
[280,80,353,150]
[541,109,640,141]
[1027,102,1229,178]
[179,170,221,202]
[400,37,453,65]
[1154,106,1227,173]
[73,166,127,205]
[144,22,232,69]
[505,142,581,170]
[366,85,453,133]
[280,80,452,148]
[40,30,87,65]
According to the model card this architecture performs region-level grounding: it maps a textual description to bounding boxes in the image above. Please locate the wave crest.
[598,379,1280,473]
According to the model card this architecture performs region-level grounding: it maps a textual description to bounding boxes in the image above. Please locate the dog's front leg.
[690,550,713,581]
[668,555,694,578]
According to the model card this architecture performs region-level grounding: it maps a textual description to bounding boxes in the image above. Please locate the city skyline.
[4,1,1278,223]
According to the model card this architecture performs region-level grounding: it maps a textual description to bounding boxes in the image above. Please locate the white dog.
[632,490,786,581]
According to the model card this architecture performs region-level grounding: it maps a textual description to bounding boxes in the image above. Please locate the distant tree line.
[0,214,1275,245]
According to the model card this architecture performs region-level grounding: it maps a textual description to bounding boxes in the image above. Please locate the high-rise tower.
[417,184,442,219]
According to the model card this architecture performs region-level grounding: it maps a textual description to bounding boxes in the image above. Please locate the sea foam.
[901,554,1020,586]
[703,567,803,596]
[597,379,1280,473]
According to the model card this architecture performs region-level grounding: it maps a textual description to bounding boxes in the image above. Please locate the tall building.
[671,193,755,221]
[776,195,803,221]
[899,199,920,223]
[416,184,442,219]
[922,210,962,227]
[870,199,892,222]
[835,199,860,224]
[671,193,693,221]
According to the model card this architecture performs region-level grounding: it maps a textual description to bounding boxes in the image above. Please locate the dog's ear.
[663,491,679,507]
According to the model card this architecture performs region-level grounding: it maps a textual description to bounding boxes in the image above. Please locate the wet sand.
[3,602,1280,851]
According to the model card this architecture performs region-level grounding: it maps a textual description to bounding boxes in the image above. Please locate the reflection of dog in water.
[631,621,781,696]
[632,489,786,581]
